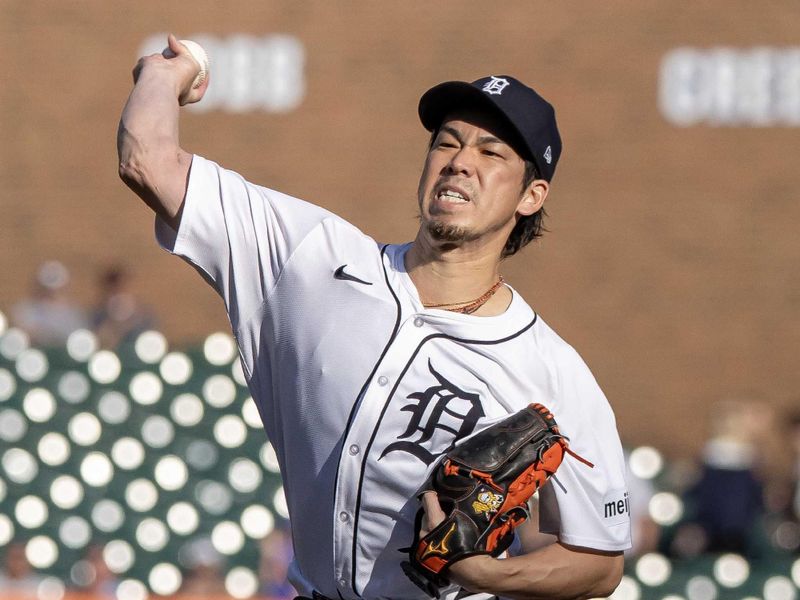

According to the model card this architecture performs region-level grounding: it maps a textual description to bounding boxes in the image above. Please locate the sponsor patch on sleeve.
[599,489,631,526]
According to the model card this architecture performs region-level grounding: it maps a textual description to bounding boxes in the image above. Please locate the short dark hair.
[426,131,547,258]
[503,160,546,258]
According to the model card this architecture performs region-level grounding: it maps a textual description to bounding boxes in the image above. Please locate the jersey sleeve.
[155,155,337,329]
[536,346,632,552]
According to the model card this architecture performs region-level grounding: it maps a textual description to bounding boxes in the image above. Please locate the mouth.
[434,183,471,205]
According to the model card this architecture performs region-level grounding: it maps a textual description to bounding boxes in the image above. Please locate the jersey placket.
[332,310,431,597]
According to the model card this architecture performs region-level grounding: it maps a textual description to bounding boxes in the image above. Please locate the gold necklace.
[422,276,505,315]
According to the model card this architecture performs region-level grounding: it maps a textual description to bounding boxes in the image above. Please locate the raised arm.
[117,34,208,230]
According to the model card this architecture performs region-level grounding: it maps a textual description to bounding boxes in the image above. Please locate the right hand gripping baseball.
[132,34,209,106]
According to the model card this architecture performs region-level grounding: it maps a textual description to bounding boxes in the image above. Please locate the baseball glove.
[401,403,590,597]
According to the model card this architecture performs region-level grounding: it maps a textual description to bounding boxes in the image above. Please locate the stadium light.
[204,374,237,408]
[685,575,718,600]
[185,439,219,471]
[229,458,262,493]
[159,352,193,385]
[38,432,71,466]
[763,576,797,600]
[148,563,182,596]
[241,397,261,428]
[26,535,59,569]
[116,579,149,600]
[240,504,274,539]
[98,391,131,425]
[50,475,84,510]
[15,495,48,528]
[57,371,91,404]
[59,515,91,549]
[649,492,684,526]
[134,330,168,364]
[3,448,38,484]
[713,553,749,588]
[66,329,99,362]
[88,350,122,384]
[214,415,247,448]
[103,540,136,574]
[608,575,641,600]
[259,442,280,473]
[170,393,204,427]
[273,486,289,519]
[136,518,170,552]
[16,349,49,383]
[166,501,199,536]
[69,412,103,446]
[91,499,125,533]
[23,388,56,423]
[225,566,259,599]
[129,372,163,405]
[80,452,114,487]
[195,480,233,515]
[154,455,188,491]
[0,409,28,443]
[0,328,30,361]
[125,479,159,512]
[203,332,237,366]
[112,437,146,470]
[211,521,245,555]
[0,368,16,401]
[635,553,671,587]
[141,415,175,448]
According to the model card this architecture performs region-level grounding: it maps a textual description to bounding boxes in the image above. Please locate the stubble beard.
[425,219,475,244]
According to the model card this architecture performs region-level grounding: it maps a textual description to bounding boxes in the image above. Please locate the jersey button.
[413,317,424,327]
[348,444,360,455]
[377,375,389,386]
[339,511,349,522]
[338,578,347,587]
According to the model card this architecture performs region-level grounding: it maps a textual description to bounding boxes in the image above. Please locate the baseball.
[164,39,209,89]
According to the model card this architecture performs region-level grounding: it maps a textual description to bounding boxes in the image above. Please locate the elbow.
[118,158,141,188]
[592,555,625,598]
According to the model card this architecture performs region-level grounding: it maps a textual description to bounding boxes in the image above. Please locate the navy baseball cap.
[418,75,562,182]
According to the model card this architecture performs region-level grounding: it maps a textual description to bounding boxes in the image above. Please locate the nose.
[443,146,476,177]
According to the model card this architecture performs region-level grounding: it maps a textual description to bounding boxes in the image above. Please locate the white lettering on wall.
[660,47,800,126]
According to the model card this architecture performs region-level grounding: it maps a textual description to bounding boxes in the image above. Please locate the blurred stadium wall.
[1,1,799,458]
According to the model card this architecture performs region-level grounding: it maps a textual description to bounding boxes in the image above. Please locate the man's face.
[416,108,544,250]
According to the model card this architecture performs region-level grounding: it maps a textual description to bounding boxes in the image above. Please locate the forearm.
[449,542,623,600]
[117,37,200,227]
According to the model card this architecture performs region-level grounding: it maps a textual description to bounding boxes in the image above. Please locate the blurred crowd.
[9,260,156,351]
[0,527,296,599]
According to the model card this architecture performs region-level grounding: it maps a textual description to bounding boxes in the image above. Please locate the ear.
[516,179,549,217]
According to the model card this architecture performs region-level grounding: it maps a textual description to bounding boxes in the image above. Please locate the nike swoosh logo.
[333,264,373,286]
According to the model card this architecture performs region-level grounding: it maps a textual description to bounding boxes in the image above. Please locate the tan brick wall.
[2,1,798,457]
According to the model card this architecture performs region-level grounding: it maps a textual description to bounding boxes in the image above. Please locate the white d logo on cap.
[482,76,510,95]
[543,146,553,164]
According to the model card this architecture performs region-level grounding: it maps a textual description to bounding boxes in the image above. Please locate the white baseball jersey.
[156,156,631,600]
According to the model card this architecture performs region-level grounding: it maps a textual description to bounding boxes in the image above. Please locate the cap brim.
[418,81,532,161]
[419,81,500,131]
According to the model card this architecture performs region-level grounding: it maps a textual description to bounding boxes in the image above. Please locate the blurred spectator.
[91,264,155,348]
[0,542,44,594]
[259,526,295,600]
[675,399,769,557]
[11,260,88,347]
[180,537,228,597]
